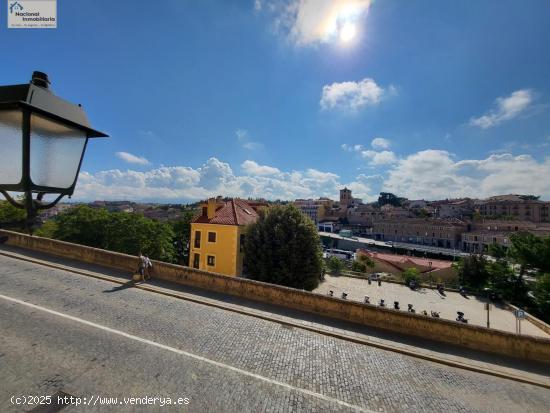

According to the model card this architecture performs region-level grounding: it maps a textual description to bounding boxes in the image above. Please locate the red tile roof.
[192,199,260,226]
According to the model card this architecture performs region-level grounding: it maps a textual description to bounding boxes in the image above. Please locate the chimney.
[207,198,217,219]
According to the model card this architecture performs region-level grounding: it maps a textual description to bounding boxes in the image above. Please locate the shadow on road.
[103,280,137,293]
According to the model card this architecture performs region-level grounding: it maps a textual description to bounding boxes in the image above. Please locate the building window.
[194,231,201,248]
[207,255,215,266]
[208,232,217,243]
[193,253,200,269]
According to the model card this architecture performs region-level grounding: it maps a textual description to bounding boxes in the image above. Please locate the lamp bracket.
[0,190,66,234]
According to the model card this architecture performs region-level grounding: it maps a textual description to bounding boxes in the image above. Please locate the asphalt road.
[1,254,549,413]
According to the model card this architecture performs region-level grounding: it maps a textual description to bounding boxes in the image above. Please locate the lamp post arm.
[1,190,66,235]
[1,190,66,211]
[0,190,25,209]
[35,193,66,210]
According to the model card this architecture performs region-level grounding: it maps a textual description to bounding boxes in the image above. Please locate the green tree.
[103,212,176,262]
[52,205,176,262]
[377,192,402,207]
[34,220,58,238]
[168,210,195,263]
[351,260,366,272]
[488,243,507,261]
[533,273,550,322]
[357,252,375,271]
[402,267,421,285]
[244,204,323,290]
[0,199,26,231]
[327,256,344,275]
[509,233,550,274]
[486,259,528,304]
[453,254,490,290]
[53,205,110,248]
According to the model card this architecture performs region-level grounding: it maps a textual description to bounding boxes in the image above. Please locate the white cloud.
[341,143,364,152]
[241,160,281,176]
[470,89,534,129]
[254,0,262,11]
[320,78,392,111]
[197,158,234,189]
[371,137,390,150]
[115,152,150,166]
[383,150,550,199]
[361,150,397,165]
[242,142,262,150]
[74,157,376,202]
[341,140,397,166]
[74,151,550,203]
[268,0,372,47]
[236,129,262,150]
[236,129,248,141]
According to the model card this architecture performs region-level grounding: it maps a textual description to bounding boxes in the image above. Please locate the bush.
[356,252,375,271]
[327,256,344,275]
[402,267,421,285]
[351,260,367,273]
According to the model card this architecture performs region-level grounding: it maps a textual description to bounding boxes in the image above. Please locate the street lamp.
[0,71,107,233]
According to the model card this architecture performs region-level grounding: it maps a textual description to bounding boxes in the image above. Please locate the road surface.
[1,254,549,412]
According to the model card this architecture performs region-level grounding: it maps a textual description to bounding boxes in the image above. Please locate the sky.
[2,0,550,202]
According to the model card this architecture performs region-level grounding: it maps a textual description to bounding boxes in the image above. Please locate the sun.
[339,22,357,43]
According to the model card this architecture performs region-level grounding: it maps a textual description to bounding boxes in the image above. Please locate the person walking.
[136,253,147,282]
[144,255,153,281]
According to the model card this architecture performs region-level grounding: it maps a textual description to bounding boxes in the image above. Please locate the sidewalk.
[1,244,549,388]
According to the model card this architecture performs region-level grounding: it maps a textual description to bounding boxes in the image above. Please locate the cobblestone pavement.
[314,275,548,337]
[1,255,549,413]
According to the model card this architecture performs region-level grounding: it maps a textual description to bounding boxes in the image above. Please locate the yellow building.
[189,198,261,276]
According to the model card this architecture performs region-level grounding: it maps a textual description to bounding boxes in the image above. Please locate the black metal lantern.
[0,71,108,232]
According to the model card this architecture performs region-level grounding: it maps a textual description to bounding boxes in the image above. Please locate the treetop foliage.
[454,232,550,322]
[52,205,177,262]
[244,204,323,290]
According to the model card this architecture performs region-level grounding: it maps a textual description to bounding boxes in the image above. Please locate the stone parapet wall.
[1,229,549,363]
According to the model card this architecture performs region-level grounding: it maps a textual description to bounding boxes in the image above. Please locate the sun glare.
[340,22,357,43]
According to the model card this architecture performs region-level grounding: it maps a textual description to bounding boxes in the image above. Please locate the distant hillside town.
[295,189,550,254]
[41,190,550,258]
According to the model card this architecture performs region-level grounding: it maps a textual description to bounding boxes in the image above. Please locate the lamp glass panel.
[30,113,87,189]
[0,110,23,185]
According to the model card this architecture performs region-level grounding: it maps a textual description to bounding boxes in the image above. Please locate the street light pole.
[0,72,108,233]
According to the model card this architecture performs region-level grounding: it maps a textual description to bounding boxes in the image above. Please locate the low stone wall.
[2,229,550,363]
[0,230,139,272]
